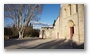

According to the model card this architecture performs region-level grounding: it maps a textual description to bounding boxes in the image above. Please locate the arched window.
[76,4,78,12]
[68,4,71,15]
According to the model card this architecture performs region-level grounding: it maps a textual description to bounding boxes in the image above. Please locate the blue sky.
[4,18,14,27]
[40,4,60,24]
[4,4,60,29]
[33,4,60,29]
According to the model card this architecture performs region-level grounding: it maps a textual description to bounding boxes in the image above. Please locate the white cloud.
[30,21,53,29]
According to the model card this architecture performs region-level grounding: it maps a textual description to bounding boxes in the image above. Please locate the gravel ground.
[4,37,83,49]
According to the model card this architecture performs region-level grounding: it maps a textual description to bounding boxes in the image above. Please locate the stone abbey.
[39,4,84,44]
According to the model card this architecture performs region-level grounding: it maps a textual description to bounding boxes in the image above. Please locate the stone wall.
[39,4,84,44]
[59,4,84,44]
[39,27,55,39]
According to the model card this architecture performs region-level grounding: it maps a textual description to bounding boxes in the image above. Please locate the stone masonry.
[39,4,84,44]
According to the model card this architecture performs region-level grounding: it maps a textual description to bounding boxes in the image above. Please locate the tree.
[4,4,43,38]
[53,20,56,26]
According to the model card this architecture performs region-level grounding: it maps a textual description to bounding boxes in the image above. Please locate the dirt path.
[4,37,83,49]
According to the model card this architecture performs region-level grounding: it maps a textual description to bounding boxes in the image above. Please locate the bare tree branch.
[4,4,43,38]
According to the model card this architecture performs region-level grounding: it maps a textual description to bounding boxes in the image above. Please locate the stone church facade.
[39,4,84,44]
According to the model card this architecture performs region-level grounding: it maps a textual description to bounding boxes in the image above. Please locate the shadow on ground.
[29,39,66,49]
[55,40,84,49]
[4,38,41,47]
[4,38,84,49]
[20,39,84,49]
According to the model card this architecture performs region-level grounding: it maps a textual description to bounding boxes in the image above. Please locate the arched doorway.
[68,20,74,40]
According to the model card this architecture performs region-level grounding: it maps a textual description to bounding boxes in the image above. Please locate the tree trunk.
[19,31,23,39]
